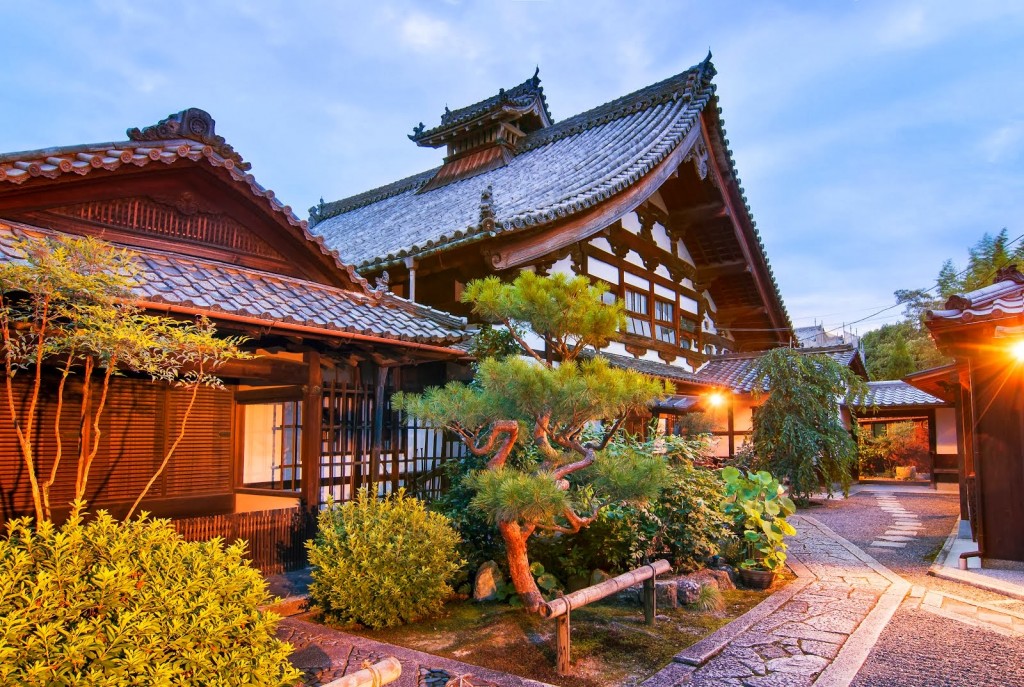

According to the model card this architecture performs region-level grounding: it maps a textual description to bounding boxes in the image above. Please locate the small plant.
[307,488,463,629]
[688,583,725,613]
[0,510,300,686]
[720,467,796,572]
[494,561,563,607]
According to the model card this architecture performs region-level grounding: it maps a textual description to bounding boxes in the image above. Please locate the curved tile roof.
[693,345,863,393]
[0,110,374,296]
[852,381,947,409]
[0,221,467,346]
[310,58,718,270]
[926,265,1024,328]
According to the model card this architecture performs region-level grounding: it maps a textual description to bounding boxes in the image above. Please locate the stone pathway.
[644,515,910,687]
[868,493,923,549]
[907,585,1024,637]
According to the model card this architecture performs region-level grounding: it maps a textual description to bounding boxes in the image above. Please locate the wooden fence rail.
[172,507,316,575]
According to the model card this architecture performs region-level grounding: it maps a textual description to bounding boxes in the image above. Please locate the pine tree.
[395,272,668,612]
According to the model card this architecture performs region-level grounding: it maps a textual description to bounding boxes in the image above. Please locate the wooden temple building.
[309,55,793,408]
[0,109,470,571]
[918,266,1024,564]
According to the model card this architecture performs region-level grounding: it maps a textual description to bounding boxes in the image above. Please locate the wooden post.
[300,350,322,510]
[556,609,571,676]
[643,574,656,625]
[368,366,389,494]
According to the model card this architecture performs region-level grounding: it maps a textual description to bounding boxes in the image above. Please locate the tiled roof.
[693,345,863,393]
[309,57,719,269]
[652,394,703,413]
[0,108,374,296]
[0,222,468,347]
[851,381,947,409]
[580,349,711,387]
[926,266,1024,329]
[410,70,553,144]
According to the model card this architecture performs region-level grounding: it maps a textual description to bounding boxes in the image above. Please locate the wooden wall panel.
[0,374,232,523]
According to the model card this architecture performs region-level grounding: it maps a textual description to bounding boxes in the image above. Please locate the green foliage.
[0,234,250,521]
[689,583,725,613]
[865,229,1020,379]
[0,511,300,686]
[428,453,506,577]
[720,467,796,572]
[394,272,669,609]
[750,348,868,500]
[468,323,522,362]
[307,488,463,630]
[532,434,731,577]
[858,421,929,476]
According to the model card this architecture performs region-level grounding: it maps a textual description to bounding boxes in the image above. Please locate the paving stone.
[922,591,943,607]
[798,639,842,659]
[742,673,815,687]
[803,612,862,634]
[774,622,848,644]
[877,535,914,542]
[869,541,906,548]
[976,610,1014,627]
[765,654,830,675]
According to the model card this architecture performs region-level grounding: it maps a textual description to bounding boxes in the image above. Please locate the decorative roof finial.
[532,65,540,85]
[127,108,250,170]
[479,185,495,232]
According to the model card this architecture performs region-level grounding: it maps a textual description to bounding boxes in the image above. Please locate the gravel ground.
[802,490,1024,685]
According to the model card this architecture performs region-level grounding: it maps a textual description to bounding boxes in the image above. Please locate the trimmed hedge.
[307,488,462,629]
[0,512,301,686]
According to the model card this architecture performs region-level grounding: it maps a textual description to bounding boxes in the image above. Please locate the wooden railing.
[172,507,316,575]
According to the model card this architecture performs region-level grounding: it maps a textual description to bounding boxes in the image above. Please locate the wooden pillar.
[726,399,735,458]
[643,575,656,625]
[300,350,323,510]
[368,366,390,495]
[556,610,571,676]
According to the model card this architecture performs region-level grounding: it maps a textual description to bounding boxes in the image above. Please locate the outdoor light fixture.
[707,391,726,407]
[1011,340,1024,363]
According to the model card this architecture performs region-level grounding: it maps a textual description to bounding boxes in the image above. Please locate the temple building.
[0,109,470,571]
[309,55,793,403]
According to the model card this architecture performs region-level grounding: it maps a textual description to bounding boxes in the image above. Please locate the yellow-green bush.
[0,512,301,687]
[307,488,463,629]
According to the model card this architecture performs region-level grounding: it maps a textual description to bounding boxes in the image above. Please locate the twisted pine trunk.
[498,520,543,613]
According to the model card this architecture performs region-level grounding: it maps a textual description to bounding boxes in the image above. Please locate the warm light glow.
[707,391,725,407]
[1011,340,1024,363]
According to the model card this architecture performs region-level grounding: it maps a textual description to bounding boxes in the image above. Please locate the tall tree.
[864,229,1020,379]
[750,348,868,501]
[395,272,668,612]
[0,235,249,522]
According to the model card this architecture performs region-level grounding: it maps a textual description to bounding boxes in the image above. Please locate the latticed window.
[655,299,676,344]
[625,288,651,337]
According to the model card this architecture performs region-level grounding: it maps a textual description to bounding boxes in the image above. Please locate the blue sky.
[3,1,1022,335]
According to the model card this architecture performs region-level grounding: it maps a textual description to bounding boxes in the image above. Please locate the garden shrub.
[531,434,732,577]
[0,511,301,687]
[307,488,463,629]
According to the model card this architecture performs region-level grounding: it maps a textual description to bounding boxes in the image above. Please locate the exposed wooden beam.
[695,259,750,283]
[714,305,767,326]
[668,202,727,229]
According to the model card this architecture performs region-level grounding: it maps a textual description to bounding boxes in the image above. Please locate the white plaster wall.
[588,256,618,283]
[590,236,613,254]
[680,295,699,315]
[621,211,642,233]
[548,255,575,276]
[935,407,959,454]
[651,222,672,252]
[625,249,645,269]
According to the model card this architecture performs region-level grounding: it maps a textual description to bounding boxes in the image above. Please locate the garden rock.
[656,580,679,609]
[473,561,504,601]
[590,569,613,586]
[686,568,736,592]
[677,578,701,605]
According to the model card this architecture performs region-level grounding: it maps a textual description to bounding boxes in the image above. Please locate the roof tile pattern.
[581,349,711,387]
[0,222,467,346]
[310,59,717,269]
[926,266,1024,328]
[853,381,947,408]
[693,346,862,393]
[0,125,374,295]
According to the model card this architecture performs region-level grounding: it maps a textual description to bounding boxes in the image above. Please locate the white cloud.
[979,122,1024,164]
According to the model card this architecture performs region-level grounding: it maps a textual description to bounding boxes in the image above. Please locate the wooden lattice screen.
[319,379,465,506]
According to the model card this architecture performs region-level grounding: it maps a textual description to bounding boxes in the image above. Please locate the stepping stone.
[877,535,914,542]
[885,530,918,537]
[870,541,906,548]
